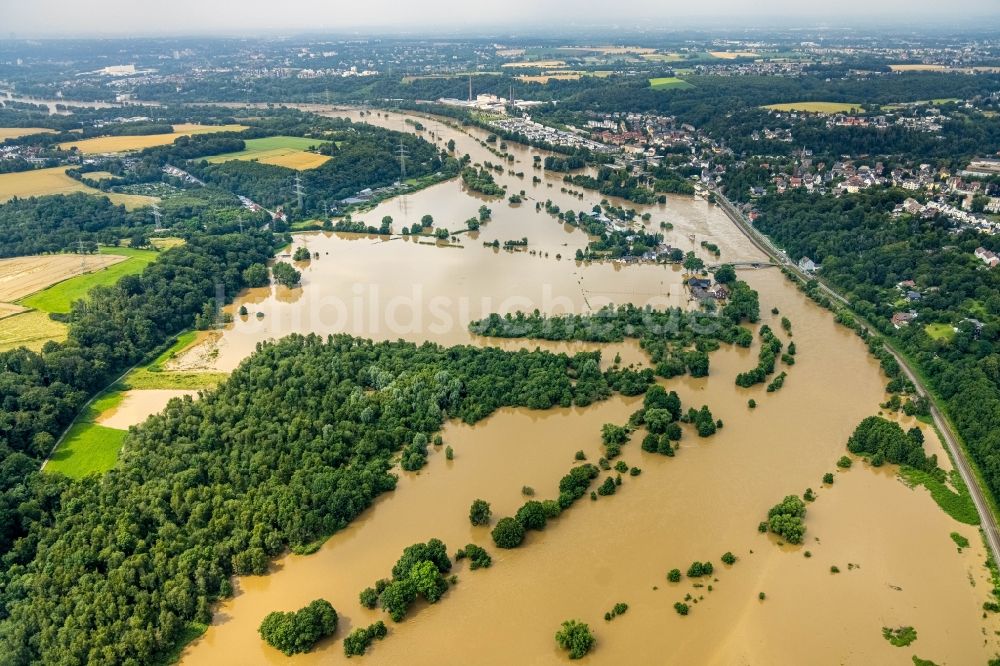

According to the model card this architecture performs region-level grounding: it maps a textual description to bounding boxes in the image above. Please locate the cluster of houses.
[823,112,944,134]
[890,279,989,336]
[741,153,1000,235]
[686,277,730,300]
[891,310,919,328]
[339,182,407,208]
[237,195,264,214]
[693,60,807,77]
[163,164,204,186]
[579,112,699,153]
[892,280,922,328]
[0,142,52,166]
[488,116,613,154]
[750,127,793,142]
[975,246,1000,268]
[745,157,890,197]
[892,197,1000,236]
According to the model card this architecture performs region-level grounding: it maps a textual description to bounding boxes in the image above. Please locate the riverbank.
[712,187,1000,567]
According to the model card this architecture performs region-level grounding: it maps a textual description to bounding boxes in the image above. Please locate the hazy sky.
[4,0,999,37]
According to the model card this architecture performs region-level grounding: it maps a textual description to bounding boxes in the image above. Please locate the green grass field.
[206,136,330,169]
[44,329,224,477]
[122,369,226,390]
[19,246,160,314]
[649,77,693,90]
[899,466,979,526]
[45,423,126,479]
[924,322,956,342]
[45,390,127,479]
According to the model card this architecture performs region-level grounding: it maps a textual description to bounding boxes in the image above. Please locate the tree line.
[0,231,274,567]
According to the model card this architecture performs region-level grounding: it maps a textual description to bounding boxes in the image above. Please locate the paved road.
[714,190,1000,564]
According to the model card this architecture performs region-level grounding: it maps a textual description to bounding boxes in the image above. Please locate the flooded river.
[176,109,995,664]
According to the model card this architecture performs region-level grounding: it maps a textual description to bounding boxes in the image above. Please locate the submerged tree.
[469,499,492,526]
[555,619,595,659]
[259,599,338,656]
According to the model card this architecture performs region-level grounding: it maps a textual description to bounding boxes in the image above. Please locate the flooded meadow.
[161,108,998,664]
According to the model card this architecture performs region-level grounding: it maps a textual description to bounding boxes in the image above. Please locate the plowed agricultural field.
[0,253,126,302]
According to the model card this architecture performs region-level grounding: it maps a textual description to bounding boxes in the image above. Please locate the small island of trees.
[272,261,301,287]
[359,538,452,622]
[555,619,595,659]
[343,621,387,657]
[469,499,491,526]
[762,494,807,544]
[258,599,338,656]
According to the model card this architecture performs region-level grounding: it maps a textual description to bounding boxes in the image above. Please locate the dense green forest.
[0,332,647,664]
[470,297,759,381]
[0,231,273,567]
[0,194,148,256]
[752,188,1000,511]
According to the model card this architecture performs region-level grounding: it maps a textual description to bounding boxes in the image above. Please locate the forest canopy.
[0,333,642,664]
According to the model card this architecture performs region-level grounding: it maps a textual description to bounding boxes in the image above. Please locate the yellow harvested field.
[82,171,116,181]
[596,47,656,55]
[0,166,158,210]
[502,60,567,69]
[764,102,862,114]
[889,64,1000,73]
[0,166,93,201]
[0,253,127,302]
[709,51,759,59]
[889,64,948,71]
[104,192,159,210]
[642,53,685,62]
[150,237,186,250]
[0,310,67,352]
[223,148,331,170]
[263,152,330,169]
[0,303,28,319]
[558,46,656,55]
[517,73,583,83]
[58,123,247,154]
[0,127,55,141]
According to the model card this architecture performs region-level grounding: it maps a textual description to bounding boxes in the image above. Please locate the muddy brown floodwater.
[96,389,198,430]
[179,109,997,665]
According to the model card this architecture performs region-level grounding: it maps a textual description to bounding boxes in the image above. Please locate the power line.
[151,203,163,231]
[294,174,305,210]
[397,138,409,182]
